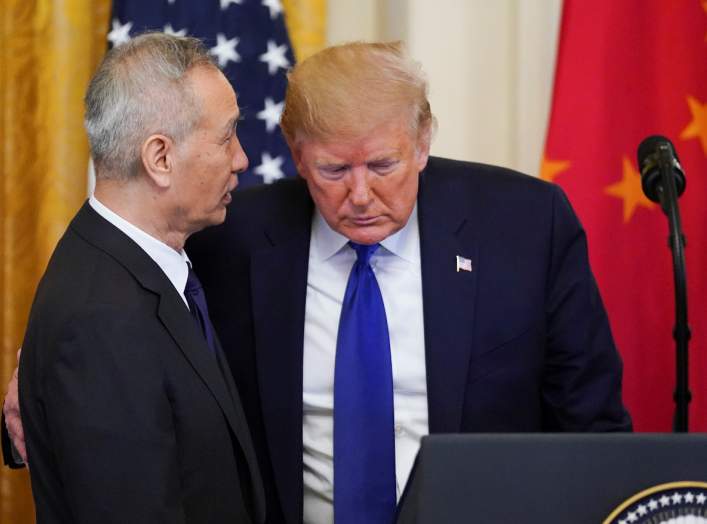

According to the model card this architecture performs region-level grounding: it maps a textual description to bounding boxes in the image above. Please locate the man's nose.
[232,138,249,175]
[348,167,372,207]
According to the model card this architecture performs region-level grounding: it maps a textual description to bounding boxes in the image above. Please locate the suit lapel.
[157,297,241,438]
[418,168,479,434]
[71,203,266,519]
[250,187,313,524]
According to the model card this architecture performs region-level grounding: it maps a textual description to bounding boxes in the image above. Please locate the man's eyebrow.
[369,150,401,161]
[315,160,347,168]
[222,114,239,133]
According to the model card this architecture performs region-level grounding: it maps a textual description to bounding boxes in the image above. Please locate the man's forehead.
[302,129,415,162]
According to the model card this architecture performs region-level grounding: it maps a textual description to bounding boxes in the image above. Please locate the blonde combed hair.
[280,41,435,145]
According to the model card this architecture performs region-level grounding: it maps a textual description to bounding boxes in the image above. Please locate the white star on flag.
[259,40,290,75]
[163,24,187,37]
[671,492,683,504]
[684,492,695,503]
[697,493,707,504]
[636,504,647,516]
[262,0,283,19]
[659,495,670,507]
[211,33,241,68]
[257,98,284,133]
[107,19,132,47]
[254,152,285,184]
[647,499,659,511]
[221,0,242,9]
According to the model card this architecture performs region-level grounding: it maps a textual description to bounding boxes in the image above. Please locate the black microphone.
[637,135,686,204]
[636,134,691,432]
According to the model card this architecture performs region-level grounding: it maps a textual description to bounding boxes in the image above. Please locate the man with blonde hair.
[9,33,265,523]
[186,41,631,523]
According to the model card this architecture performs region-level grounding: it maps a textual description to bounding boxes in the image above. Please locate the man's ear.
[141,134,174,188]
[415,125,432,172]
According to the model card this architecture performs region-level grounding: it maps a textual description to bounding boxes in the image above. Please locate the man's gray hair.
[84,32,217,179]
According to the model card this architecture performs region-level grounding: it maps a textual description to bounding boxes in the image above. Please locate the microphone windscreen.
[637,135,680,172]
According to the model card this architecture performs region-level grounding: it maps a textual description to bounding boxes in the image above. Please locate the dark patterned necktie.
[184,264,218,354]
[333,242,396,524]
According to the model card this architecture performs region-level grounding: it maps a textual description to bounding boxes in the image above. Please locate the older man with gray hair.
[14,33,264,523]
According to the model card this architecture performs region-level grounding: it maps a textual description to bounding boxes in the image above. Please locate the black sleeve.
[541,185,633,431]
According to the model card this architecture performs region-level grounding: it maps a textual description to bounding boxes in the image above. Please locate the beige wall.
[326,0,562,177]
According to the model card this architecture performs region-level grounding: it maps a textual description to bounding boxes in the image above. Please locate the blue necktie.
[334,242,396,524]
[184,264,218,354]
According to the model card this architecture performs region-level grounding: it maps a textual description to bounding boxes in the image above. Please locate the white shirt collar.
[310,204,420,263]
[88,196,190,303]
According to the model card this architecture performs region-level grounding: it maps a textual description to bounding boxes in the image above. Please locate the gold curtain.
[0,0,111,521]
[0,0,325,521]
[283,0,327,61]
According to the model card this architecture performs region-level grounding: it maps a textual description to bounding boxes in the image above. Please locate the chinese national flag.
[543,0,707,430]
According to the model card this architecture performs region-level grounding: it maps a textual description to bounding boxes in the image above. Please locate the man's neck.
[94,179,188,252]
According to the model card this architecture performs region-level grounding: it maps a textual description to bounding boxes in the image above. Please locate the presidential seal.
[604,482,707,524]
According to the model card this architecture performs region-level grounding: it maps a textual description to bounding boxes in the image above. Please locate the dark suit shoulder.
[420,156,563,228]
[187,177,312,259]
[424,156,556,197]
[37,225,156,316]
[231,176,310,215]
[226,176,311,235]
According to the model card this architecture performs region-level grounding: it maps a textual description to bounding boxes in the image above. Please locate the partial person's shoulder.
[42,228,154,312]
[187,176,313,256]
[231,176,311,215]
[424,156,556,197]
[419,156,568,227]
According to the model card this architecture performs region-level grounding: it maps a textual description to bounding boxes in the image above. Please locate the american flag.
[108,0,297,188]
[456,255,472,273]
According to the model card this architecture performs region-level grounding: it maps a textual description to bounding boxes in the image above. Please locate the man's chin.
[340,224,394,245]
[197,208,228,230]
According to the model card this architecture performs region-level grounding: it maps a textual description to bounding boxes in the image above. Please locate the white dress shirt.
[89,196,191,304]
[302,206,429,524]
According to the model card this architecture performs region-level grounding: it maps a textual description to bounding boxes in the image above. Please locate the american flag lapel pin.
[456,255,472,273]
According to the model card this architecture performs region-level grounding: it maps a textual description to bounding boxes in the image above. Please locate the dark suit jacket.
[19,203,266,524]
[187,157,632,523]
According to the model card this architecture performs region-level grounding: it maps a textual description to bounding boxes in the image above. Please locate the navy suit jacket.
[187,156,631,524]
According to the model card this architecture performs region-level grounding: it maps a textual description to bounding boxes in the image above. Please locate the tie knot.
[184,265,203,295]
[349,241,380,265]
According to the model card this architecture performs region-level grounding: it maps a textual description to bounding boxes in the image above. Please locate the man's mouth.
[351,216,379,226]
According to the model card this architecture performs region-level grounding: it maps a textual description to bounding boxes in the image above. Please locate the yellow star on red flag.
[604,156,656,223]
[680,95,707,155]
[540,155,571,182]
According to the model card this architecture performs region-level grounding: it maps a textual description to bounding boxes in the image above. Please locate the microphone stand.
[656,144,691,432]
